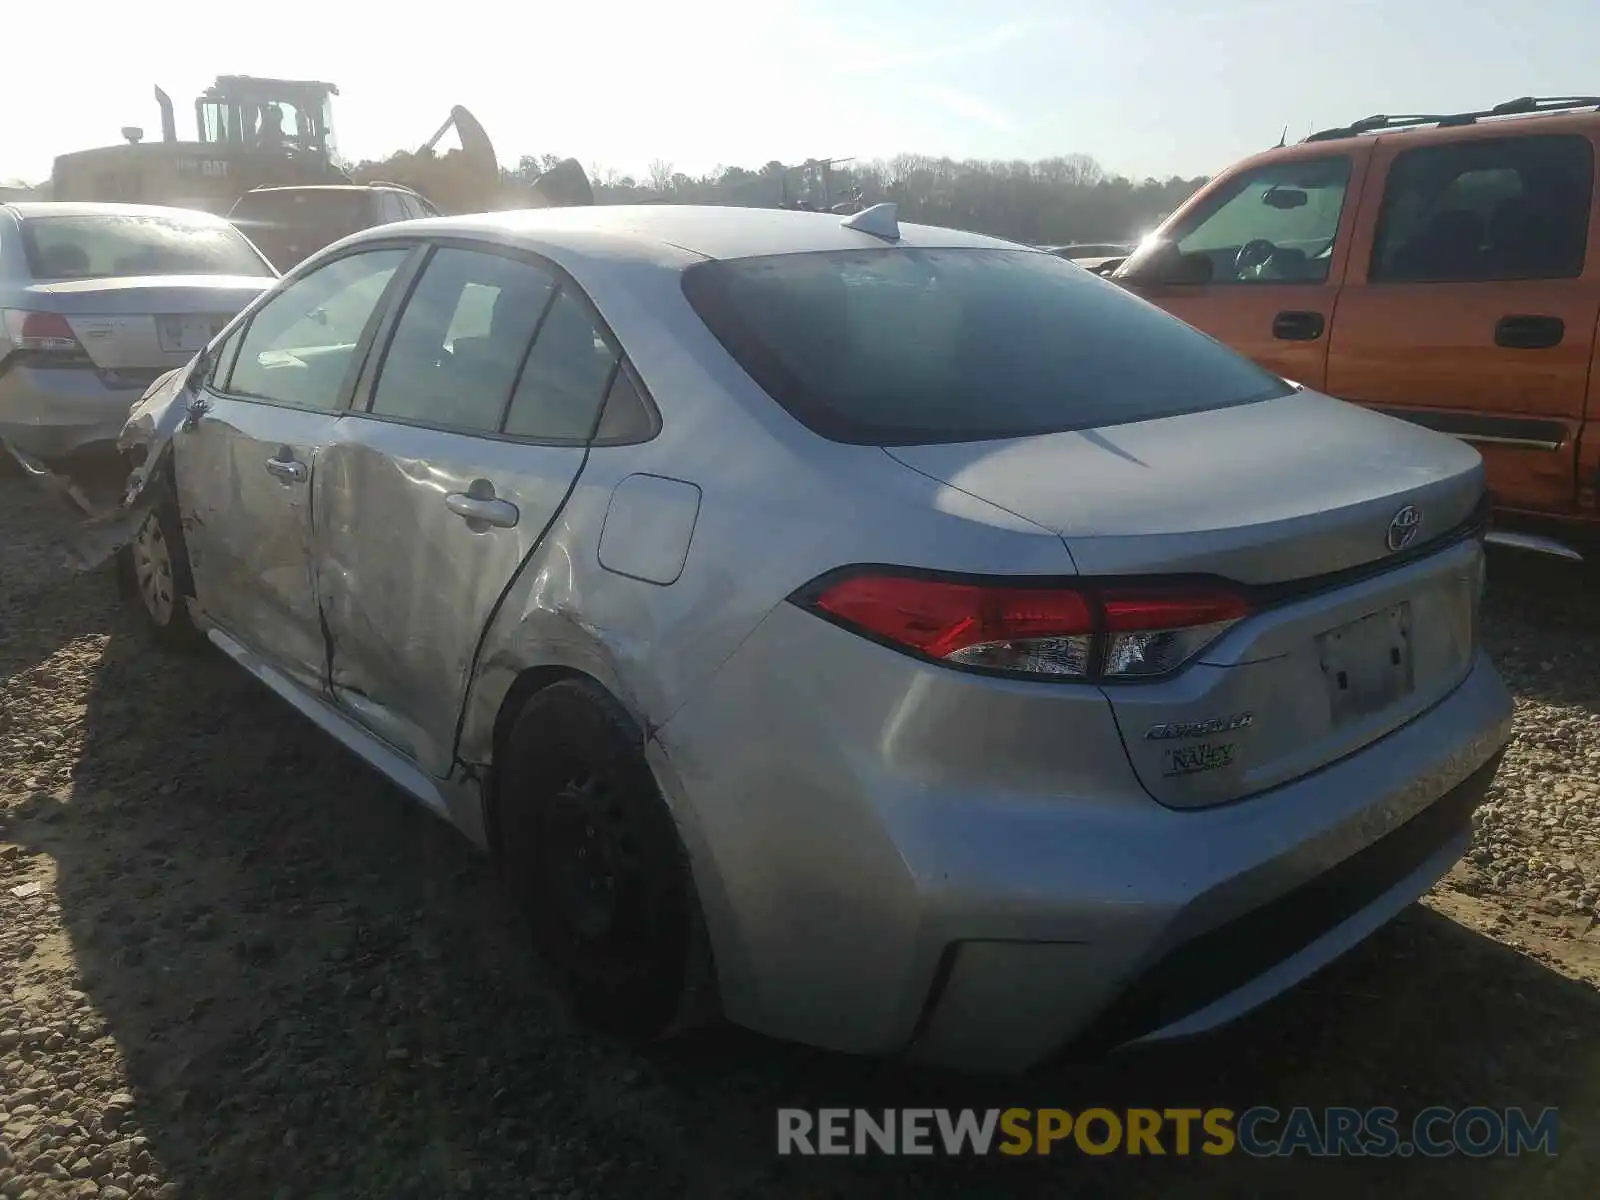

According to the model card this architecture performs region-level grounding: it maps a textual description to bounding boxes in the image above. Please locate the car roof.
[240,185,390,195]
[378,204,1032,266]
[2,201,235,224]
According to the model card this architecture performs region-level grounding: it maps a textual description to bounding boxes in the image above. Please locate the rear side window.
[376,192,409,223]
[502,286,620,441]
[22,214,272,279]
[369,247,556,433]
[1371,134,1594,283]
[682,248,1294,445]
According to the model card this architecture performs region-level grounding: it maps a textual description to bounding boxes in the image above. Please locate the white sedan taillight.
[2,310,87,358]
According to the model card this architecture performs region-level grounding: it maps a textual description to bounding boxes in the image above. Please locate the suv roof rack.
[1303,95,1600,143]
[363,180,428,198]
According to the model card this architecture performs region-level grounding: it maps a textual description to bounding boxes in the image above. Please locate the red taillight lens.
[2,310,84,356]
[1101,588,1251,631]
[802,571,1250,680]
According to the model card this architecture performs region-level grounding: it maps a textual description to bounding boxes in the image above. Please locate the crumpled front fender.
[0,364,196,571]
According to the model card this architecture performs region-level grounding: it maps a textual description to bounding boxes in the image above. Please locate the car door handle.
[1271,310,1325,341]
[445,492,520,528]
[1495,314,1564,350]
[264,455,308,483]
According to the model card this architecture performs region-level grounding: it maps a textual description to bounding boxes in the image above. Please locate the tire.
[495,679,712,1041]
[117,491,202,651]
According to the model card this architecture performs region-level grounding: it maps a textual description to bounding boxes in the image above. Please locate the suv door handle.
[1272,310,1325,341]
[1495,314,1564,350]
[445,492,520,529]
[264,454,308,484]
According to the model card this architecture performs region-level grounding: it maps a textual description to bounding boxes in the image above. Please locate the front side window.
[1152,156,1353,284]
[1370,134,1593,283]
[368,247,556,432]
[21,214,273,279]
[225,248,408,410]
[683,247,1293,445]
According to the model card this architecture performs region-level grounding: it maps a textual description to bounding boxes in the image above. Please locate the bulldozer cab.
[52,75,351,213]
[192,76,338,162]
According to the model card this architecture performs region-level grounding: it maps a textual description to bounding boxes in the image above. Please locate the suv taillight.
[797,570,1250,681]
[2,310,86,359]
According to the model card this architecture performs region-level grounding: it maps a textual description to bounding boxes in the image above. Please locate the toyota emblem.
[1386,504,1422,553]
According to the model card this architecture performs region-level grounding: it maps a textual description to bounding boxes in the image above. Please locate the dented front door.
[176,246,414,690]
[177,399,340,691]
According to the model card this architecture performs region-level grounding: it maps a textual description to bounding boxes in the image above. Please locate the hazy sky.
[6,0,1597,185]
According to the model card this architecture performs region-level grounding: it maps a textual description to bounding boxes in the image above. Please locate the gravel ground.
[1,466,1598,1199]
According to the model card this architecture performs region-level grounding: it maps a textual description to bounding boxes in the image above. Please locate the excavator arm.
[354,105,593,214]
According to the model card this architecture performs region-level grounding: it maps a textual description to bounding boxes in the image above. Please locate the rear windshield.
[22,214,272,279]
[229,191,369,238]
[681,247,1293,445]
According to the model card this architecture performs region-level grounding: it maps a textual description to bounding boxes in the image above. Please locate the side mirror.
[1117,238,1202,284]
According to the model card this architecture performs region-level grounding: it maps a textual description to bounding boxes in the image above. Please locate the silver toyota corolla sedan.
[0,202,276,459]
[109,203,1513,1073]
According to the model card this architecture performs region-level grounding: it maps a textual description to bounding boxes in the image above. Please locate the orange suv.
[1113,95,1600,561]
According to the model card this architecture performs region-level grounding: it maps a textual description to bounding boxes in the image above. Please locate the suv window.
[225,248,408,410]
[369,247,557,432]
[682,247,1293,445]
[502,285,620,440]
[1160,156,1352,284]
[376,191,409,223]
[227,189,372,270]
[1371,134,1594,283]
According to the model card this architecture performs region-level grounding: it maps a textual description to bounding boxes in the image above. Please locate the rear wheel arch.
[488,672,719,1037]
[485,665,650,853]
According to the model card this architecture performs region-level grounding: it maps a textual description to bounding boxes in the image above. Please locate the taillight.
[2,310,86,358]
[1100,587,1250,678]
[798,570,1251,681]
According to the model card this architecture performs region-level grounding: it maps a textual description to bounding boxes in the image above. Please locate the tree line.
[501,153,1207,247]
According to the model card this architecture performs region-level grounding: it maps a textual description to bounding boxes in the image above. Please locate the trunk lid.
[884,390,1488,808]
[23,276,270,371]
[883,390,1484,584]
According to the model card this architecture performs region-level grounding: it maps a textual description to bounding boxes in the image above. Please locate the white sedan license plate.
[1318,601,1414,726]
[157,315,220,354]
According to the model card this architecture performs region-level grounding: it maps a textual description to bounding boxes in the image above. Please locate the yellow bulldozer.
[49,74,591,216]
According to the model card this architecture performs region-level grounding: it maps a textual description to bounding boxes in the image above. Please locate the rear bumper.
[0,361,141,458]
[658,597,1515,1072]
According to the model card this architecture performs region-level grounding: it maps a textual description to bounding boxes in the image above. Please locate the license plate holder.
[1318,601,1414,726]
[158,315,221,354]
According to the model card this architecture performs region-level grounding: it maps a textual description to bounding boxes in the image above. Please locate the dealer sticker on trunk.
[1162,741,1237,777]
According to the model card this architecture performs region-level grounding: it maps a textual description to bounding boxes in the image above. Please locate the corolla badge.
[1385,504,1422,553]
[1145,712,1254,740]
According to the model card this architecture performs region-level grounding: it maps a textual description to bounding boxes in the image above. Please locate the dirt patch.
[1,473,1598,1199]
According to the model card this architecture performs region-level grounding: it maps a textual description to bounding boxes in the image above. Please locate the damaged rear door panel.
[314,244,610,779]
